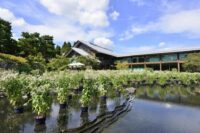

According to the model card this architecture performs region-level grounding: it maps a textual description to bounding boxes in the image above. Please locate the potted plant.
[80,79,94,113]
[97,75,109,100]
[70,73,84,94]
[32,84,52,125]
[56,76,70,109]
[80,91,90,113]
[2,77,26,113]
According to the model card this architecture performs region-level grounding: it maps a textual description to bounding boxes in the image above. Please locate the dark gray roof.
[71,47,89,56]
[76,40,117,57]
[68,40,200,58]
[119,47,200,57]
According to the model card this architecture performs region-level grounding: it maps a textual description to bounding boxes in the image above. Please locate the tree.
[55,45,61,55]
[47,56,70,71]
[183,53,200,72]
[70,56,100,69]
[17,32,56,61]
[61,42,71,55]
[115,61,129,70]
[40,35,56,60]
[17,32,40,57]
[0,18,18,54]
[26,53,46,74]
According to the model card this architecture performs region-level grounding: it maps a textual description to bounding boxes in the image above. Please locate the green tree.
[183,53,200,72]
[55,45,61,55]
[70,56,100,69]
[17,32,56,61]
[0,18,17,54]
[47,56,69,71]
[40,35,56,60]
[115,61,129,70]
[17,32,40,57]
[61,42,71,55]
[27,53,46,74]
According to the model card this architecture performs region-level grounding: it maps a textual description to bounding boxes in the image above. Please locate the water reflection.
[0,92,129,132]
[136,85,200,106]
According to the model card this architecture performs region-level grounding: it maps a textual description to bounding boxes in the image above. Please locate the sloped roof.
[75,40,117,57]
[119,47,200,57]
[71,47,89,56]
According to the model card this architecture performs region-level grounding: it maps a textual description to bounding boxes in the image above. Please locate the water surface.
[103,99,200,133]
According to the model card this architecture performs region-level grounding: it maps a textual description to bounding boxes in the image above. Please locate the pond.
[0,85,200,133]
[0,94,130,133]
[103,99,200,133]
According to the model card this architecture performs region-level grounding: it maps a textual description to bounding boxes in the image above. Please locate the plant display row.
[0,69,200,124]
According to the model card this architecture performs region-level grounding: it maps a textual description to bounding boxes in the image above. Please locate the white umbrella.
[68,62,85,68]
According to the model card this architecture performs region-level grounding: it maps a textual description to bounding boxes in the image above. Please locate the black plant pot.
[81,106,88,113]
[79,86,83,92]
[60,103,67,109]
[68,95,72,100]
[100,96,107,101]
[74,89,79,94]
[14,107,24,114]
[35,116,46,125]
[116,90,121,96]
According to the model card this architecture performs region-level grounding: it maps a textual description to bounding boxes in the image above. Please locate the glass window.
[162,54,178,62]
[146,56,160,62]
[132,57,137,63]
[138,57,145,62]
[179,53,187,61]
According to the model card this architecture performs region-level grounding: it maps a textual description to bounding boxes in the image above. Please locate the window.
[179,53,187,61]
[162,54,178,62]
[138,57,145,62]
[146,56,160,62]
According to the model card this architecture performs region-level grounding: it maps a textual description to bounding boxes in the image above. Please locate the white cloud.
[120,8,200,40]
[110,11,120,20]
[158,42,166,47]
[0,1,113,43]
[39,0,109,27]
[158,9,200,36]
[93,37,113,48]
[130,0,146,6]
[79,11,108,27]
[0,8,25,27]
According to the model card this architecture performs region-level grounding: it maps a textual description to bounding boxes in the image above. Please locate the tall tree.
[0,18,17,54]
[17,32,40,57]
[61,41,71,55]
[17,32,56,61]
[55,45,61,55]
[183,53,200,72]
[40,35,56,60]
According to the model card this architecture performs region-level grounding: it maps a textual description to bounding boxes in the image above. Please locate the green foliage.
[0,52,31,73]
[0,18,18,55]
[17,32,56,60]
[56,76,70,103]
[0,52,27,63]
[2,76,27,107]
[70,73,84,89]
[61,42,71,55]
[115,61,129,70]
[97,75,109,96]
[31,84,52,116]
[55,45,61,55]
[47,56,69,71]
[183,53,200,72]
[70,56,100,69]
[80,79,95,106]
[26,53,46,74]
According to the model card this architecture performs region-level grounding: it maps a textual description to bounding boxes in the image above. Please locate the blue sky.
[0,0,200,54]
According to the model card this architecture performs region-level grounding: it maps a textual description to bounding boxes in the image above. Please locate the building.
[66,40,200,71]
[66,40,117,69]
